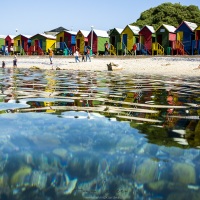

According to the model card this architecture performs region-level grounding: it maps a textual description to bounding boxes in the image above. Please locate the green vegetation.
[131,2,200,30]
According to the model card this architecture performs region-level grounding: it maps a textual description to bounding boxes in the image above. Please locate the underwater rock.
[53,148,68,159]
[116,135,137,153]
[0,173,8,187]
[66,153,98,181]
[172,162,196,184]
[167,191,200,200]
[11,166,32,186]
[134,159,158,183]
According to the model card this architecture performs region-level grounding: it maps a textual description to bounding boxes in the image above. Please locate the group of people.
[1,54,17,68]
[74,45,91,63]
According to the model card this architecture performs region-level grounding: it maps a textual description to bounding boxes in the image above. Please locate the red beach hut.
[139,25,155,55]
[5,35,15,53]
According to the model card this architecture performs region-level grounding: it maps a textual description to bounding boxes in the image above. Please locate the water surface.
[0,67,199,200]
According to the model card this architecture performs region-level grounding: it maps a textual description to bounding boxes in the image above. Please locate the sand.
[1,55,200,77]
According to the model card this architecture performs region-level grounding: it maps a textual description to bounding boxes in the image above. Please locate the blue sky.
[1,0,199,36]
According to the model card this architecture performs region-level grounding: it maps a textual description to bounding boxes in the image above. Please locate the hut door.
[122,34,127,49]
[77,39,80,49]
[22,40,24,48]
[64,37,68,47]
[140,35,144,45]
[157,35,162,45]
[111,36,115,46]
[177,32,183,41]
[35,40,39,48]
[60,37,63,42]
[17,40,20,46]
[197,31,200,40]
[39,39,43,48]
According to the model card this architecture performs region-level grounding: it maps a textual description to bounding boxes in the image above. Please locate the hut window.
[160,29,165,33]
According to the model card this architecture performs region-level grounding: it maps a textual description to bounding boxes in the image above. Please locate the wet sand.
[1,55,200,77]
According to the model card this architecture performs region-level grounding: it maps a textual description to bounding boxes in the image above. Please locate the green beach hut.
[87,29,109,55]
[28,33,56,55]
[153,24,176,55]
[109,28,123,55]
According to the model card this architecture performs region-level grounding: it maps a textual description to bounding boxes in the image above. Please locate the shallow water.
[0,67,200,200]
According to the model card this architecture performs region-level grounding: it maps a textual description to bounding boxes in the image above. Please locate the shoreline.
[0,55,200,77]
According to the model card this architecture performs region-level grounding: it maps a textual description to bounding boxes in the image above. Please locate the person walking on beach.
[48,48,53,64]
[5,46,8,56]
[2,61,5,68]
[86,47,91,62]
[13,55,17,67]
[74,48,80,63]
[104,41,109,55]
[132,43,137,56]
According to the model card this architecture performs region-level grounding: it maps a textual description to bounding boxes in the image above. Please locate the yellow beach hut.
[121,25,140,55]
[76,30,90,54]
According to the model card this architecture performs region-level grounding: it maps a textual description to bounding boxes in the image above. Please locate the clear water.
[0,68,200,200]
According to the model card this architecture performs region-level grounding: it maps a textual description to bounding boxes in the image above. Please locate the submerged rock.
[172,163,196,184]
[134,159,158,183]
[53,148,68,159]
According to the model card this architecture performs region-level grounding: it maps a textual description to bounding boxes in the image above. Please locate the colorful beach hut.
[175,21,197,55]
[55,30,77,55]
[28,33,56,55]
[87,29,109,55]
[121,25,140,55]
[13,34,31,55]
[194,25,200,54]
[5,35,15,53]
[109,28,123,55]
[153,24,176,55]
[76,30,90,54]
[139,25,155,55]
[0,35,6,54]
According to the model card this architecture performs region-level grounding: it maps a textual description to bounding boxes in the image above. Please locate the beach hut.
[175,21,197,55]
[87,29,109,55]
[28,33,56,55]
[55,30,77,55]
[194,25,200,54]
[0,35,6,54]
[13,34,32,55]
[76,30,90,54]
[5,35,15,53]
[139,25,156,55]
[153,24,176,55]
[109,28,123,55]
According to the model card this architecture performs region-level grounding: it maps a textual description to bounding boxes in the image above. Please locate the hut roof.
[31,33,56,39]
[14,34,32,39]
[115,28,123,34]
[92,29,109,37]
[6,35,15,39]
[127,25,140,34]
[79,30,90,37]
[48,26,69,32]
[162,24,176,33]
[183,21,197,31]
[66,30,77,35]
[145,25,155,33]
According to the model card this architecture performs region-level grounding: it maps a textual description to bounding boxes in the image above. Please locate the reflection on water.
[0,67,199,199]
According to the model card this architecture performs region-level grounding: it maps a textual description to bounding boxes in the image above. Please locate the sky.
[0,0,199,36]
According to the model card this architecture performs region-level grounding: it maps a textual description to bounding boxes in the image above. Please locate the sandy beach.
[1,55,200,77]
